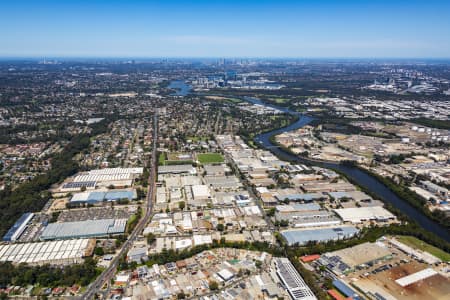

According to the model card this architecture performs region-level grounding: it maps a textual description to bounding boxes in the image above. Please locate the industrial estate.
[0,57,449,300]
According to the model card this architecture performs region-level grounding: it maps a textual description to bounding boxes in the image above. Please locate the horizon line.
[1,56,450,61]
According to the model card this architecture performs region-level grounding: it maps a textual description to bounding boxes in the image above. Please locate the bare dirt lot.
[365,261,450,300]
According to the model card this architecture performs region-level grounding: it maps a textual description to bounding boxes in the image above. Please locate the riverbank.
[239,95,450,245]
[269,128,449,230]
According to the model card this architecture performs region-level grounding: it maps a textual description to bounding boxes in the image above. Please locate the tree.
[178,201,185,210]
[209,280,219,291]
[266,208,276,217]
[146,233,156,245]
[255,260,262,269]
[216,224,224,232]
[94,247,104,256]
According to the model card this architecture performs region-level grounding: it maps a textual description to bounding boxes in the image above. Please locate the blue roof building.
[333,280,361,299]
[281,226,359,246]
[3,212,34,242]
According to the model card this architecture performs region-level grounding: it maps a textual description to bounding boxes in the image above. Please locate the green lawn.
[396,235,450,261]
[197,153,224,164]
[224,98,242,104]
[187,136,208,142]
[271,97,289,104]
[158,153,166,165]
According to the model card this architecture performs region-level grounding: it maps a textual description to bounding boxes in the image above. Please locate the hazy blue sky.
[1,0,449,58]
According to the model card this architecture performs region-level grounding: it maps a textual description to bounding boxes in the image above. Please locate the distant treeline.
[0,119,111,237]
[411,118,450,130]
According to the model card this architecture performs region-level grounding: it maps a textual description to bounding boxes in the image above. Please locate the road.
[224,152,275,231]
[81,112,158,300]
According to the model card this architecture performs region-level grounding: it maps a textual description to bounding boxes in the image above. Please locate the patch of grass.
[197,153,224,164]
[396,235,450,261]
[204,96,241,104]
[271,97,289,104]
[224,98,242,104]
[158,153,166,165]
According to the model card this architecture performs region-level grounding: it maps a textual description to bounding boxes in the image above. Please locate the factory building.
[0,239,95,265]
[281,226,359,246]
[69,189,137,204]
[2,212,34,242]
[273,257,317,300]
[41,219,127,240]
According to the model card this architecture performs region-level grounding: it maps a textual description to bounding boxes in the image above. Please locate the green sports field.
[197,153,224,164]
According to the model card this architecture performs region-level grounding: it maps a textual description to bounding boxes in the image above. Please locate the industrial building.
[332,280,361,300]
[60,181,97,192]
[40,218,127,240]
[281,226,359,246]
[127,245,148,263]
[333,206,396,224]
[388,238,441,264]
[275,210,341,228]
[396,268,438,287]
[0,239,94,265]
[273,257,317,300]
[328,191,372,202]
[318,242,392,275]
[70,189,137,204]
[158,165,197,175]
[2,212,34,242]
[275,193,325,202]
[72,167,143,187]
[191,184,211,201]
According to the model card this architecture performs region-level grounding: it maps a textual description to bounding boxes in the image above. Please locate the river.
[244,96,450,242]
[168,80,192,96]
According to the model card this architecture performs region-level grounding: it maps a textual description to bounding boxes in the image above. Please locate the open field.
[197,152,224,164]
[49,198,69,211]
[396,235,450,261]
[270,97,289,104]
[205,95,242,103]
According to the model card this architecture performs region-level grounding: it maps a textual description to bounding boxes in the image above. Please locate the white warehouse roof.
[395,268,438,287]
[334,206,395,223]
[191,184,211,199]
[0,239,91,265]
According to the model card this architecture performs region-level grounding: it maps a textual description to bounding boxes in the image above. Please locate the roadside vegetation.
[396,235,450,261]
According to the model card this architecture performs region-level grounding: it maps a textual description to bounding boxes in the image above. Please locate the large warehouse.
[70,189,137,204]
[273,257,317,300]
[333,206,396,224]
[72,167,143,187]
[2,212,34,242]
[40,219,127,240]
[0,239,95,265]
[158,164,197,175]
[281,226,359,246]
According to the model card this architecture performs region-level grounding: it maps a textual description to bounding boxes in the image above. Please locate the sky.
[1,0,450,58]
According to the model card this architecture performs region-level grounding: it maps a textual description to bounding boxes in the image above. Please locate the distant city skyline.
[1,0,450,58]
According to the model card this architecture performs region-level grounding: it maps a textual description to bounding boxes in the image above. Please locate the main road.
[81,112,158,300]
